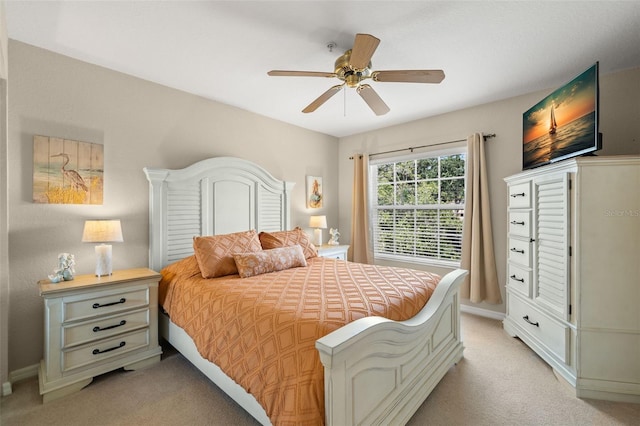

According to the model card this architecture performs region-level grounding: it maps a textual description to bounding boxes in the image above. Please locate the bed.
[144,156,467,425]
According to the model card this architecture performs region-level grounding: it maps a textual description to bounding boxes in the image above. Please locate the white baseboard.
[6,362,39,395]
[460,304,506,321]
[2,380,12,396]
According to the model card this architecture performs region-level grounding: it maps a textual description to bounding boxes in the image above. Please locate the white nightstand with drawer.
[317,244,349,260]
[38,268,162,402]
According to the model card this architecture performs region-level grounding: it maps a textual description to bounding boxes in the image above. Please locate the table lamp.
[309,215,327,246]
[82,219,124,277]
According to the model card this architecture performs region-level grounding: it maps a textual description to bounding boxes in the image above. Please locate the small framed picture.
[306,176,323,209]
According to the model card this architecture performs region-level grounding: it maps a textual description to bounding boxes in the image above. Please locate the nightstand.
[38,268,162,402]
[317,244,349,260]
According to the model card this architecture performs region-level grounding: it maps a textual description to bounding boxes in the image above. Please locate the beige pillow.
[258,227,318,259]
[233,245,307,278]
[193,230,262,278]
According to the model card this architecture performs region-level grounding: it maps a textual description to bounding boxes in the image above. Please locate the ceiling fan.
[267,33,445,116]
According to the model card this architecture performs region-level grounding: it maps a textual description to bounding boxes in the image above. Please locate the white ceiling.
[5,1,640,138]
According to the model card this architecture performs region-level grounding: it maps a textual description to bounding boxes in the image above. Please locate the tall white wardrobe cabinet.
[503,156,639,403]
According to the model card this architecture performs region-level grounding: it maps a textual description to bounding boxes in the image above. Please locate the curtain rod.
[349,133,496,160]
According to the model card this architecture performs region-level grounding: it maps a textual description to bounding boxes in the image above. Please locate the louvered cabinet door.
[533,172,570,321]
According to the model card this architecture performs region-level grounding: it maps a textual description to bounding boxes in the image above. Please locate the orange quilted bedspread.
[160,255,440,425]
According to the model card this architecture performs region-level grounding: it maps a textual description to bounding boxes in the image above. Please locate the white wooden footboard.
[316,268,467,426]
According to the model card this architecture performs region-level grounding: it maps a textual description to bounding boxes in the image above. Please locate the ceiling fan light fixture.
[345,74,360,88]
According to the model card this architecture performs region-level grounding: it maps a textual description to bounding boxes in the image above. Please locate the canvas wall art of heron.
[33,135,104,204]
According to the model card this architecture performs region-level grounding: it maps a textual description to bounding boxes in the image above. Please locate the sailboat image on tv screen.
[522,62,599,170]
[549,104,557,135]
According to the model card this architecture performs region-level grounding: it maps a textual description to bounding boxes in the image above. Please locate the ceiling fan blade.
[357,84,390,116]
[372,69,445,84]
[268,70,337,78]
[349,33,380,70]
[302,84,343,113]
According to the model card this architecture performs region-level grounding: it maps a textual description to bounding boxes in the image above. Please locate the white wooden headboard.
[143,157,295,271]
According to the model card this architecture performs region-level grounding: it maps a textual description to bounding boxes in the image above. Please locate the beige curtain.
[460,133,502,304]
[350,154,372,264]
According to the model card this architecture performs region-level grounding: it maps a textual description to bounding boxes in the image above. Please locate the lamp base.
[313,228,323,246]
[95,244,113,277]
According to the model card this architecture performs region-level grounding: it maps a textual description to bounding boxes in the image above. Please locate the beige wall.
[337,66,640,314]
[7,40,338,372]
[0,2,6,80]
[1,0,9,393]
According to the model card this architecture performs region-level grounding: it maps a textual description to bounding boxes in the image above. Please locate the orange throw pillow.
[258,227,318,259]
[193,230,262,278]
[233,245,307,278]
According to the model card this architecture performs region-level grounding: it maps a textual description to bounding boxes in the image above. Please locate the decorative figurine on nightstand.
[328,228,340,245]
[47,252,76,283]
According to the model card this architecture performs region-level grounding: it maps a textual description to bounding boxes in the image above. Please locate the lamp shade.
[309,215,327,229]
[82,220,124,243]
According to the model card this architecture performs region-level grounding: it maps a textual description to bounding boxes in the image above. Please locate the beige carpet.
[2,313,638,425]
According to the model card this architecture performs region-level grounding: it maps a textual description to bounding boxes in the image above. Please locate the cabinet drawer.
[508,238,532,268]
[318,246,349,260]
[64,287,149,322]
[63,328,150,372]
[63,309,150,348]
[508,211,532,238]
[508,293,570,363]
[323,252,346,260]
[507,263,532,297]
[508,182,531,208]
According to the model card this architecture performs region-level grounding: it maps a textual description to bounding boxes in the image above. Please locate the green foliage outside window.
[372,153,466,262]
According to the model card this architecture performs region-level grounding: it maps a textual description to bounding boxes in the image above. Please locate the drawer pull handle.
[523,315,539,327]
[92,298,126,309]
[92,341,126,355]
[510,220,525,225]
[510,192,526,198]
[93,320,127,333]
[510,248,525,254]
[510,274,525,283]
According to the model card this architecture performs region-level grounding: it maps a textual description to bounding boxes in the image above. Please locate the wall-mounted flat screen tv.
[522,62,601,170]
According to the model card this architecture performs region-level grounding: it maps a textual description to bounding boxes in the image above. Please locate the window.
[370,150,466,265]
